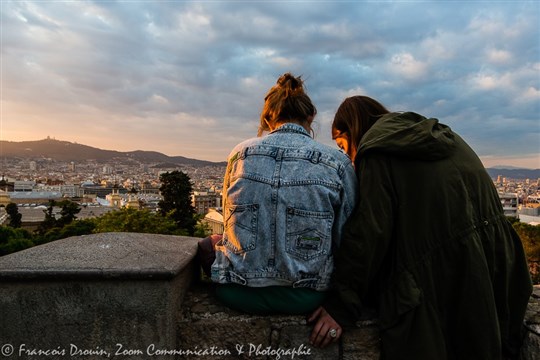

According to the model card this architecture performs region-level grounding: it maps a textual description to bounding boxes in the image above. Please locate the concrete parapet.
[177,282,380,359]
[523,286,540,360]
[0,232,198,359]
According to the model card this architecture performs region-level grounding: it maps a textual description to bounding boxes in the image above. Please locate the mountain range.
[0,138,226,167]
[485,168,539,180]
[0,138,538,178]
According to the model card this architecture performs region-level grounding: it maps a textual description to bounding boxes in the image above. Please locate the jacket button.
[483,220,489,226]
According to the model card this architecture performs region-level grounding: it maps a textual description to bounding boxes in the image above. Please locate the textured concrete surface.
[177,282,378,359]
[523,285,540,360]
[0,233,198,360]
[178,283,540,360]
[0,232,197,280]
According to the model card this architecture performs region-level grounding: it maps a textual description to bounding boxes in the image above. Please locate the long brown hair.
[332,95,390,153]
[258,73,317,136]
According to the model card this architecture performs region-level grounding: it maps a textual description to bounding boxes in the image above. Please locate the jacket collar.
[269,123,311,137]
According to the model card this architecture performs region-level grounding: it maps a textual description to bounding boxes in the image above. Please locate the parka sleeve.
[325,154,396,325]
[332,160,358,250]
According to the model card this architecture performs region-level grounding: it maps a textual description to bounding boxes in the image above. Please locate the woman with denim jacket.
[209,73,357,315]
[308,95,532,359]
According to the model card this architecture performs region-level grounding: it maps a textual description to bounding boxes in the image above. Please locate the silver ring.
[328,328,338,338]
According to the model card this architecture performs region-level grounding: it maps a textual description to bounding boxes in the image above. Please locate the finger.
[321,325,343,348]
[307,306,323,323]
[314,328,327,348]
[317,325,335,348]
[309,319,325,345]
[321,330,334,348]
[311,322,328,347]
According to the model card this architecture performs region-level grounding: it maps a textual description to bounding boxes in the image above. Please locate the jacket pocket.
[379,270,423,330]
[285,207,332,261]
[224,204,259,254]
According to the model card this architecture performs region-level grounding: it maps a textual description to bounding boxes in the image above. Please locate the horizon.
[1,1,539,169]
[1,136,539,171]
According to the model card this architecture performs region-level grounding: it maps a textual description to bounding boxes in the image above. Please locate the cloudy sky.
[1,1,539,168]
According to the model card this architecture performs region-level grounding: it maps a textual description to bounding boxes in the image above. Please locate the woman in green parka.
[308,95,533,360]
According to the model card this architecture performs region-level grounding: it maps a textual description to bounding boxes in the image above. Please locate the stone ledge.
[179,282,540,360]
[523,285,540,359]
[0,233,199,359]
[177,282,380,359]
[0,232,197,280]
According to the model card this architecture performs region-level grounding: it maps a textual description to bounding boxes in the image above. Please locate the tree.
[193,214,212,238]
[0,226,34,256]
[514,222,540,259]
[93,208,182,235]
[36,200,57,235]
[38,219,96,244]
[5,202,22,228]
[513,220,540,284]
[60,219,95,238]
[158,171,196,235]
[56,200,81,227]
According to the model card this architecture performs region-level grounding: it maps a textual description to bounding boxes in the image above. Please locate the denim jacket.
[211,123,357,291]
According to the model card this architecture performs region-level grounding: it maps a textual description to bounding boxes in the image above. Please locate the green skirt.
[215,284,327,315]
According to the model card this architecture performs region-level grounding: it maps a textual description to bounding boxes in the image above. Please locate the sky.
[0,0,539,168]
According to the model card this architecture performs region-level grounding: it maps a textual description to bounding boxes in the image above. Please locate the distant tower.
[497,175,503,184]
[103,165,113,175]
[70,162,76,172]
[126,187,140,209]
[29,161,37,171]
[0,177,11,207]
[106,184,122,208]
[0,190,10,208]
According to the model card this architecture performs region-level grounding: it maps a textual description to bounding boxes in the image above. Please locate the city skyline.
[1,1,539,168]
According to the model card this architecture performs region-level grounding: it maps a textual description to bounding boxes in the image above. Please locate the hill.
[485,167,540,180]
[0,138,226,167]
[1,138,536,177]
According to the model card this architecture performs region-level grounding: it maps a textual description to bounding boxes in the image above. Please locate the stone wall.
[177,282,380,360]
[0,233,198,360]
[0,232,538,360]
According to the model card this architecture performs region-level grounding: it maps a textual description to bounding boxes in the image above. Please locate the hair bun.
[259,72,316,136]
[277,73,303,97]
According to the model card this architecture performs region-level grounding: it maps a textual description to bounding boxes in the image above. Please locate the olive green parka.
[327,112,532,360]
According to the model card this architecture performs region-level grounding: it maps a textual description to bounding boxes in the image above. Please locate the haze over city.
[1,1,539,168]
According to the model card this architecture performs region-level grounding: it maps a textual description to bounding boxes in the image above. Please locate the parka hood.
[358,112,456,161]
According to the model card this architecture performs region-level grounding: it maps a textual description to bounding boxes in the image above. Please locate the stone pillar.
[0,232,198,359]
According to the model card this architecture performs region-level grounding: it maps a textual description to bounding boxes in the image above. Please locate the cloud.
[1,0,538,168]
[388,52,429,81]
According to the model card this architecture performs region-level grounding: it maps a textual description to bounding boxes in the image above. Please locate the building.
[10,191,63,205]
[202,208,224,234]
[125,188,140,209]
[519,206,540,226]
[499,192,519,217]
[103,165,113,175]
[106,186,123,208]
[83,185,127,198]
[43,184,84,198]
[14,181,35,192]
[191,190,221,215]
[61,184,84,198]
[0,190,11,208]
